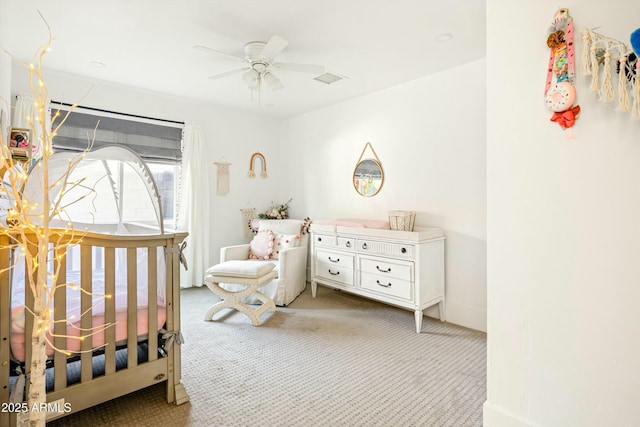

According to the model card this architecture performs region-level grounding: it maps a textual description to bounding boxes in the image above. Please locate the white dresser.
[310,224,445,333]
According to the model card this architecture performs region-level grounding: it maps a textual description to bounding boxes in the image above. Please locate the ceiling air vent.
[313,72,345,85]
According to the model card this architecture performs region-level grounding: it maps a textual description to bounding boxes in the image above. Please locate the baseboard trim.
[424,300,486,332]
[483,401,543,427]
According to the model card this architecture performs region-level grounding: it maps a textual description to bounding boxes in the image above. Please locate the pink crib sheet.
[10,276,167,362]
[10,248,167,362]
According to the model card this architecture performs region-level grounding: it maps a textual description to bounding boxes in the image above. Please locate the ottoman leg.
[204,270,277,325]
[204,301,226,321]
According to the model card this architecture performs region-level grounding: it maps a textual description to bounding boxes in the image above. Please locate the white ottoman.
[204,260,277,326]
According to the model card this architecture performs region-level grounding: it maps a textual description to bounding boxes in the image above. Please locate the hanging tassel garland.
[582,30,592,75]
[590,44,600,92]
[600,50,615,102]
[617,56,631,111]
[583,27,639,120]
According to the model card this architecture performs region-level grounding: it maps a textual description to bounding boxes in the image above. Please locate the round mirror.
[353,158,384,197]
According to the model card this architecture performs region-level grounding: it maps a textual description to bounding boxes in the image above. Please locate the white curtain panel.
[13,93,47,158]
[177,122,211,288]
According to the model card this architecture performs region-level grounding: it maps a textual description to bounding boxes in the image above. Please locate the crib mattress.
[10,303,166,363]
[10,250,167,363]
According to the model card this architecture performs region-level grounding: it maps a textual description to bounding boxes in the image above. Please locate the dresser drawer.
[315,263,354,287]
[314,234,336,248]
[357,239,415,259]
[360,271,412,300]
[316,250,354,269]
[337,236,356,251]
[360,257,413,282]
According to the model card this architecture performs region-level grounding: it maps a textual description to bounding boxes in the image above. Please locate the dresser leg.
[311,281,317,298]
[414,310,423,333]
[438,300,446,322]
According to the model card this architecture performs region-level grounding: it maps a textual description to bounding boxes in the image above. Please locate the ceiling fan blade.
[260,35,288,60]
[273,62,325,75]
[208,68,248,79]
[194,45,246,63]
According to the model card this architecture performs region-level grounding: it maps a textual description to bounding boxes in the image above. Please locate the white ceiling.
[5,0,486,119]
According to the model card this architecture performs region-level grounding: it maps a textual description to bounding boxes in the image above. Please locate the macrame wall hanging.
[545,8,581,138]
[241,207,256,241]
[214,159,231,196]
[582,26,640,119]
[248,151,268,178]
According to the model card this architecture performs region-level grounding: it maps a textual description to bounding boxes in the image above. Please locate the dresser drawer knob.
[317,237,322,242]
[346,241,351,248]
[328,269,340,276]
[376,280,392,288]
[376,266,391,273]
[328,256,340,263]
[362,242,368,250]
[401,247,407,254]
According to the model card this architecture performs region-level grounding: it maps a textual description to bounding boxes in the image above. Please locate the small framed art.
[9,127,33,160]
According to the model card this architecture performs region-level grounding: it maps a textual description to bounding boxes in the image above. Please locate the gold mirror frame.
[353,142,384,197]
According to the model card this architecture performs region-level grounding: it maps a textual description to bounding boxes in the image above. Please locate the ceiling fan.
[194,35,325,95]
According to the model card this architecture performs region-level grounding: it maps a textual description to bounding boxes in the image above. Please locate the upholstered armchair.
[219,219,308,306]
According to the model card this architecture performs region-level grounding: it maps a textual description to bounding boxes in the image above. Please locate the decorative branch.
[0,13,113,426]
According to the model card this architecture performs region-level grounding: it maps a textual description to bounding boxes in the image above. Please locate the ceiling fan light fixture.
[263,72,283,90]
[242,69,260,88]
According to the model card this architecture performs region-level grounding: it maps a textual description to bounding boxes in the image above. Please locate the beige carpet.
[48,285,486,426]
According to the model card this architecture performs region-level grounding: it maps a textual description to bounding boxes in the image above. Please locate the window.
[49,102,184,227]
[147,162,180,228]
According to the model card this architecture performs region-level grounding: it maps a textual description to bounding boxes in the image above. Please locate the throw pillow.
[248,230,274,260]
[272,231,300,259]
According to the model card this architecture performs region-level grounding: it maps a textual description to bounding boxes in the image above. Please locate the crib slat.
[127,248,138,368]
[104,247,116,375]
[53,246,68,391]
[147,246,158,362]
[80,245,92,382]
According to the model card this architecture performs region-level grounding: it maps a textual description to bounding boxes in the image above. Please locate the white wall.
[11,66,282,268]
[486,1,640,426]
[280,59,487,332]
[0,1,11,136]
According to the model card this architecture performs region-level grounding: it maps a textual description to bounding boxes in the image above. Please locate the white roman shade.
[51,102,183,164]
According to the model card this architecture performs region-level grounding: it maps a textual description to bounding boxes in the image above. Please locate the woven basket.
[388,210,416,231]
